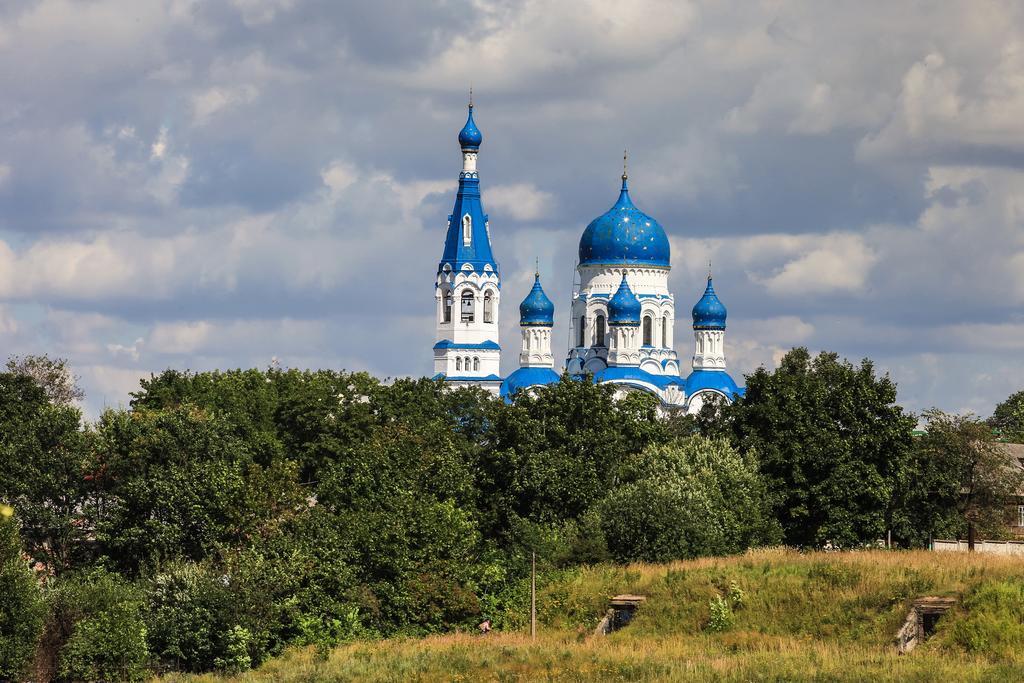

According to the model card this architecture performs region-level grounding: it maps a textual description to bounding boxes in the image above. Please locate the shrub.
[600,437,780,562]
[48,569,149,682]
[728,580,745,610]
[0,515,45,680]
[946,579,1024,659]
[213,625,252,673]
[706,595,734,633]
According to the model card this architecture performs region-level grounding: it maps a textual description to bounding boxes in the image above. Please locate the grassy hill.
[166,549,1024,682]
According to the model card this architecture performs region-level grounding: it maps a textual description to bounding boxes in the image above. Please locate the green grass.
[163,549,1024,682]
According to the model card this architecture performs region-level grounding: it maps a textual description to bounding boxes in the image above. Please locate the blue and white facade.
[432,103,744,412]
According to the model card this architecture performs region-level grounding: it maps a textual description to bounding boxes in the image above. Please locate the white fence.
[933,539,1024,556]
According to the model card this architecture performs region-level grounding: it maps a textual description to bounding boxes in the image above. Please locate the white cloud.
[860,42,1024,162]
[486,184,554,221]
[148,318,325,355]
[150,127,169,160]
[751,233,878,296]
[398,0,697,91]
[321,161,358,196]
[191,85,260,124]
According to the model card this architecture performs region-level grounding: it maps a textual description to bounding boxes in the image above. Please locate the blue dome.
[519,274,554,326]
[684,369,744,399]
[578,176,670,268]
[692,277,727,329]
[607,273,641,326]
[500,367,561,400]
[458,104,482,149]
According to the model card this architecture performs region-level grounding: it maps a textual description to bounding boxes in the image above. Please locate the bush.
[47,569,149,682]
[213,625,252,673]
[0,515,45,680]
[945,579,1024,659]
[706,595,734,633]
[600,437,780,562]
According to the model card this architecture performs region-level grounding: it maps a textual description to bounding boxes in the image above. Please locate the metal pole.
[531,551,537,640]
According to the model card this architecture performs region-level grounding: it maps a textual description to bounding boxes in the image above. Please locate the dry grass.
[164,549,1024,682]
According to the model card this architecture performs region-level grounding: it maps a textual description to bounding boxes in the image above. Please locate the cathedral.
[432,103,744,414]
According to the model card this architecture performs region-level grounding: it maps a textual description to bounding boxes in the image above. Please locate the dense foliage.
[600,437,780,562]
[990,389,1024,442]
[726,348,916,548]
[0,350,1021,680]
[898,410,1024,545]
[0,515,45,680]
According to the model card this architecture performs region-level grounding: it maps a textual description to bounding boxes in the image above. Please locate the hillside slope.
[168,549,1024,682]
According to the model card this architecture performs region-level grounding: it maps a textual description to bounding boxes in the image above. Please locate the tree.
[46,569,149,682]
[488,377,667,531]
[89,405,303,573]
[6,354,84,405]
[0,511,45,681]
[989,390,1024,442]
[0,372,89,571]
[599,437,780,562]
[729,348,915,548]
[904,411,1024,548]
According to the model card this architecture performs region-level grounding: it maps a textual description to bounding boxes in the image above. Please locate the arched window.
[578,316,586,347]
[456,357,462,372]
[643,315,653,346]
[443,290,453,323]
[595,315,606,347]
[662,315,668,347]
[473,357,480,371]
[462,214,472,245]
[461,290,475,322]
[483,291,493,323]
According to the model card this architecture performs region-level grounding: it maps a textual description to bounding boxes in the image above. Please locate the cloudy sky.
[1,0,1023,419]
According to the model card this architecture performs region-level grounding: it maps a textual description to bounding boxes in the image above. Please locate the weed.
[707,596,734,633]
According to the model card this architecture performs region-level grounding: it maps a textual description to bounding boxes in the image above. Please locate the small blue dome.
[500,366,561,400]
[458,104,482,149]
[692,277,727,329]
[684,369,743,398]
[520,274,555,326]
[608,273,641,326]
[578,176,670,268]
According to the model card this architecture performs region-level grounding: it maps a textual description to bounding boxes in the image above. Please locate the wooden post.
[531,551,537,640]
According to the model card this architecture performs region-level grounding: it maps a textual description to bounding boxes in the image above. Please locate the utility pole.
[531,551,537,640]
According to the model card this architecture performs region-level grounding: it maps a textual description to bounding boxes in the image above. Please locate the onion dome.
[685,369,743,398]
[458,104,482,149]
[607,272,641,326]
[519,273,555,326]
[578,175,671,268]
[692,277,727,329]
[500,367,561,400]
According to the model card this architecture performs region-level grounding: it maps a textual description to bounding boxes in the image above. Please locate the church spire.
[434,100,502,391]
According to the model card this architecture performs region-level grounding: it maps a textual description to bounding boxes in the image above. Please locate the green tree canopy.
[599,436,780,562]
[0,371,88,571]
[901,410,1024,545]
[0,512,45,681]
[990,390,1024,442]
[728,347,915,548]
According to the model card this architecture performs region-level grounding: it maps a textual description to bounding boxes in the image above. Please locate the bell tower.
[433,98,502,392]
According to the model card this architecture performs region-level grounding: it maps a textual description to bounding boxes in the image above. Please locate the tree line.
[1,348,1022,680]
